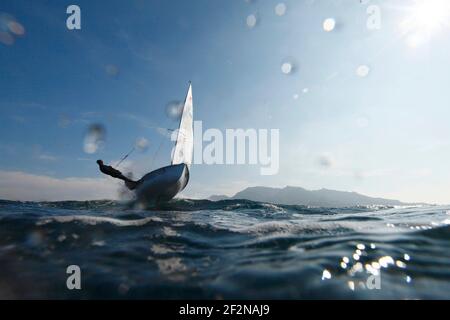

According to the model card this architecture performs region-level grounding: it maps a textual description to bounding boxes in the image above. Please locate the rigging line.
[148,120,175,170]
[149,137,166,171]
[115,146,135,168]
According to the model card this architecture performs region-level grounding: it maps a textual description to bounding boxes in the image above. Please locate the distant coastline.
[0,185,430,207]
[208,186,427,208]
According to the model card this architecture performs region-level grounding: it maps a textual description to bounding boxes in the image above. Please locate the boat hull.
[135,163,189,205]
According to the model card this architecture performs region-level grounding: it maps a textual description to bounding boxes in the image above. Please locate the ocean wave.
[37,215,163,227]
[0,200,449,299]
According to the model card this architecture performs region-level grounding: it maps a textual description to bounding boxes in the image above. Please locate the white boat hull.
[135,163,189,205]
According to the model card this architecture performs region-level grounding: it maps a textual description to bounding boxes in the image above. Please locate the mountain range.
[208,186,415,207]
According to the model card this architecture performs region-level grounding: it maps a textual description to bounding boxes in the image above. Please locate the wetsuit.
[97,163,131,181]
[96,160,140,190]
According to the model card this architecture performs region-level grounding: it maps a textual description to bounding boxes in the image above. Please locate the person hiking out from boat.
[96,160,138,190]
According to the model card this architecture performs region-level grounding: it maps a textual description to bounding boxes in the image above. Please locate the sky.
[1,0,450,203]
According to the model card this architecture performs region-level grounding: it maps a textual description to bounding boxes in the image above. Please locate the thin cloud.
[37,154,58,161]
[32,145,58,162]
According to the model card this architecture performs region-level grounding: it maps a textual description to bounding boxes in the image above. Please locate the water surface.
[0,199,449,299]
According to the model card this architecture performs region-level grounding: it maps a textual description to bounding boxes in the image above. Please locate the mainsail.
[172,83,193,166]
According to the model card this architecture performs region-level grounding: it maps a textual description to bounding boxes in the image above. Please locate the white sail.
[172,83,193,166]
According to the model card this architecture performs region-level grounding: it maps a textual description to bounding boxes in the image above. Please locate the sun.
[400,0,450,46]
[411,0,450,32]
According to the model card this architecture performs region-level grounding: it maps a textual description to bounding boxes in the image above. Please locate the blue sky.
[1,0,450,203]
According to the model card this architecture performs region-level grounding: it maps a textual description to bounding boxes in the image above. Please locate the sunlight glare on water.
[0,200,449,298]
[322,269,332,280]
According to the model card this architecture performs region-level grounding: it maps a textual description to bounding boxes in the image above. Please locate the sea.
[0,199,449,299]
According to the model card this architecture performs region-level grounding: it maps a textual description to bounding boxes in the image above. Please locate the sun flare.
[401,0,450,44]
[411,0,450,32]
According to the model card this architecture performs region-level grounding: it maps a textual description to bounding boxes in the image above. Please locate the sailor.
[96,160,138,190]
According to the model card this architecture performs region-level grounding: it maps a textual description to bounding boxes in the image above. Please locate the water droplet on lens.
[281,59,296,75]
[0,13,25,45]
[105,64,119,76]
[317,153,334,168]
[26,231,44,247]
[0,30,14,45]
[356,65,370,77]
[58,114,72,128]
[7,21,25,36]
[135,137,149,152]
[83,124,106,154]
[281,62,292,74]
[246,14,257,28]
[323,18,336,32]
[165,100,184,120]
[275,3,287,16]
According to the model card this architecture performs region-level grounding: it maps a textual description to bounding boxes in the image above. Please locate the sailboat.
[134,83,193,205]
